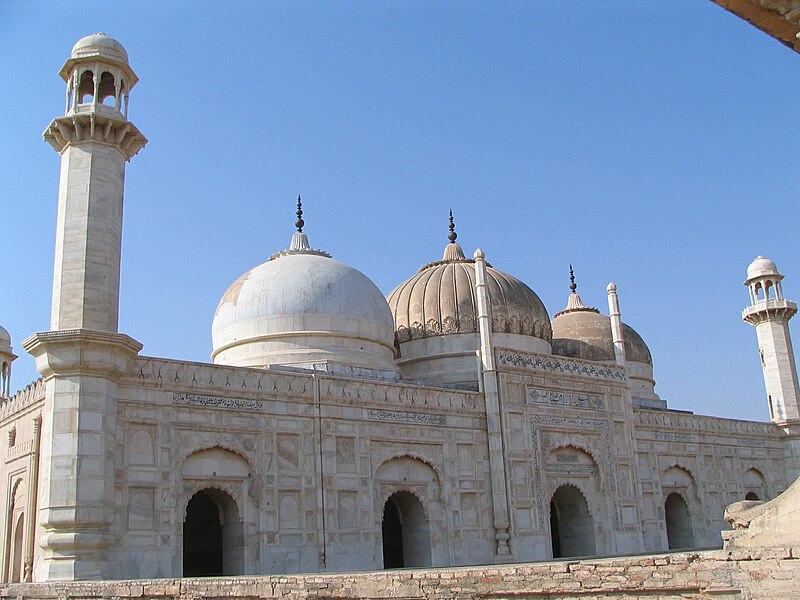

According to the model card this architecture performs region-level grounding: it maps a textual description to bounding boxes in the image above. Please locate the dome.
[552,309,615,362]
[551,292,652,366]
[746,256,779,280]
[386,214,551,388]
[71,33,129,64]
[0,325,10,354]
[388,243,552,344]
[211,228,397,374]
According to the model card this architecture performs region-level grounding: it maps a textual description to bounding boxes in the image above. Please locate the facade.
[0,34,798,582]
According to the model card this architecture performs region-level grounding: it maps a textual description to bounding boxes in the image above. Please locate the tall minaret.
[43,32,146,332]
[23,34,145,581]
[742,256,800,424]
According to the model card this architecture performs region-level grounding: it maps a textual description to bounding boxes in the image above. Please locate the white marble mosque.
[1,33,798,582]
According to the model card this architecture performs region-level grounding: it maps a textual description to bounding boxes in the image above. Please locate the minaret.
[742,257,800,424]
[22,34,145,581]
[43,32,146,332]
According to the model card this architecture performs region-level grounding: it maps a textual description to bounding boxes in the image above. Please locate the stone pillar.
[22,331,142,580]
[473,248,511,559]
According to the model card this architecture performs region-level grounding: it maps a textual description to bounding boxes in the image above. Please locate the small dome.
[212,230,397,373]
[552,309,614,362]
[623,323,652,365]
[388,242,552,344]
[552,309,652,365]
[71,33,129,64]
[746,256,779,280]
[0,326,10,354]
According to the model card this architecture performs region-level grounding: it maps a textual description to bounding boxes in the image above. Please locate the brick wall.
[2,547,799,599]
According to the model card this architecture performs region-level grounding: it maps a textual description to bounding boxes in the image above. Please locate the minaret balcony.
[742,298,798,324]
[69,102,124,119]
[43,112,147,160]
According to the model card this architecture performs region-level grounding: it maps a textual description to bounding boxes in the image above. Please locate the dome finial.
[569,264,577,293]
[448,209,457,244]
[295,195,304,232]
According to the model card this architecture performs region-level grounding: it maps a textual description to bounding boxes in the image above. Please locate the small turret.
[0,326,16,397]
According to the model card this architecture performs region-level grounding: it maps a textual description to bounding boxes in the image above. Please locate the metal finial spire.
[295,195,304,232]
[448,209,457,244]
[569,264,577,293]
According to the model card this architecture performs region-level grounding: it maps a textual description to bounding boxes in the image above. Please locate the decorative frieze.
[545,464,596,474]
[498,351,625,382]
[527,388,604,409]
[366,409,446,426]
[655,432,696,442]
[172,393,263,412]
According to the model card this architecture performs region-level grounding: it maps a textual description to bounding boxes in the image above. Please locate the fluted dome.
[387,216,551,388]
[746,256,779,280]
[388,242,552,344]
[212,227,397,375]
[71,33,129,64]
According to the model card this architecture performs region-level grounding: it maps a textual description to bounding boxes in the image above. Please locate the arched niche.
[375,455,445,568]
[660,465,697,550]
[743,467,767,501]
[179,447,253,576]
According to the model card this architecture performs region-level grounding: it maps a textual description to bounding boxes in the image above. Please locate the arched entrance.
[664,492,694,549]
[549,485,596,558]
[183,488,243,576]
[381,491,431,568]
[745,491,760,501]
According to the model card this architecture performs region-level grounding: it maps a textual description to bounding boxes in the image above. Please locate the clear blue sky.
[1,1,798,422]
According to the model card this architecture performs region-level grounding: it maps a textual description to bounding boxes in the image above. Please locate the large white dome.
[211,231,397,374]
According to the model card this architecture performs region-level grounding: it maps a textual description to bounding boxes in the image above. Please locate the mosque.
[0,33,798,583]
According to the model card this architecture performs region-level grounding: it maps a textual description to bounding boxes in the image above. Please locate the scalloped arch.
[179,442,254,471]
[550,482,595,518]
[661,464,696,488]
[374,452,442,482]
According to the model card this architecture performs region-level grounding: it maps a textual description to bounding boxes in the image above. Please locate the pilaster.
[473,249,511,559]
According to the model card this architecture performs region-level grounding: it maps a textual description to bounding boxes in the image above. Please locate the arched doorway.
[745,491,760,501]
[664,492,694,549]
[381,491,431,569]
[549,485,595,558]
[183,489,243,577]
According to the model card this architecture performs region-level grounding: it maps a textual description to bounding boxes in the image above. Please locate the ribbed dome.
[212,229,397,373]
[71,33,129,64]
[387,242,552,344]
[387,218,552,389]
